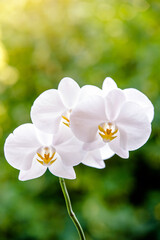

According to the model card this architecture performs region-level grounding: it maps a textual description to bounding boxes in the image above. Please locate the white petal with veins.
[58,77,81,108]
[35,127,53,146]
[104,89,126,121]
[52,123,74,146]
[116,101,151,151]
[4,124,40,170]
[31,89,65,134]
[109,138,129,158]
[82,150,105,169]
[100,144,115,160]
[123,88,154,122]
[79,85,102,99]
[102,77,118,95]
[83,137,105,151]
[54,125,85,166]
[49,154,76,179]
[19,156,47,181]
[70,95,107,142]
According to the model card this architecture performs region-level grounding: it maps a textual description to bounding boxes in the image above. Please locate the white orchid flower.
[70,79,154,159]
[4,123,86,181]
[31,77,81,134]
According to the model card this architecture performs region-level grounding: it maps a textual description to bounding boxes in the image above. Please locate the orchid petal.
[4,124,40,170]
[82,150,105,169]
[56,137,85,166]
[109,134,129,159]
[31,89,65,134]
[123,88,154,122]
[117,101,151,151]
[52,124,85,166]
[79,85,102,99]
[35,127,53,146]
[105,89,126,121]
[19,156,47,181]
[83,137,105,151]
[99,144,115,160]
[70,95,107,142]
[52,123,74,146]
[102,77,118,95]
[58,77,80,108]
[49,154,76,179]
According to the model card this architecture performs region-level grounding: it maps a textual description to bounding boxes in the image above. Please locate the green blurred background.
[0,0,160,239]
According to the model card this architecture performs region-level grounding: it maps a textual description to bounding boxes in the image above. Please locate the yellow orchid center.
[36,147,57,166]
[62,109,72,127]
[98,122,118,143]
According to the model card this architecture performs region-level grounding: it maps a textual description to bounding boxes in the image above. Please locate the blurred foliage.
[0,0,160,239]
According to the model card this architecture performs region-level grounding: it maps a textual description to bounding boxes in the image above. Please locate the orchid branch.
[59,178,86,240]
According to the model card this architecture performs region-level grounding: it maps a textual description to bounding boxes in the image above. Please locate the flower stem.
[59,178,86,240]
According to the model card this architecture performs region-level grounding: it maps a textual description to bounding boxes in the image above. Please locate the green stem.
[59,178,86,240]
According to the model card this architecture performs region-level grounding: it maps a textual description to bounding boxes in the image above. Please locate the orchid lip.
[36,146,57,166]
[98,122,118,143]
